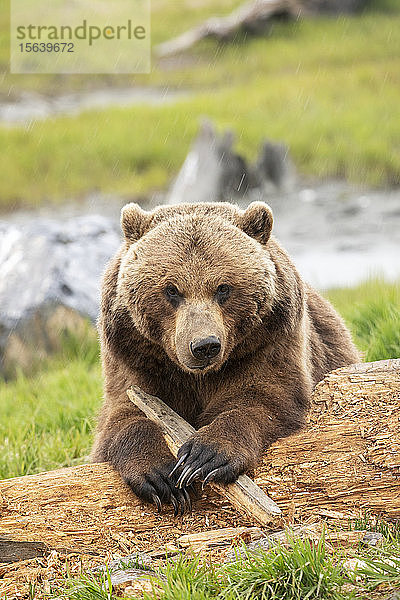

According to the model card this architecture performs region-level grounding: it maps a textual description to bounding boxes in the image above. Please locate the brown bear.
[92,201,359,514]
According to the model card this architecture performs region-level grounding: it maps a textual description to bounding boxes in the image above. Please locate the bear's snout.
[190,336,221,361]
[173,302,226,373]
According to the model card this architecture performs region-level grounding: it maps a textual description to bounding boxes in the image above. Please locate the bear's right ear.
[120,203,149,243]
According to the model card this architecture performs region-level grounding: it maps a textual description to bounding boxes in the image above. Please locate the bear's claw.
[125,461,192,516]
[186,467,203,486]
[201,468,220,489]
[151,493,162,513]
[168,453,189,478]
[182,488,192,512]
[175,440,243,489]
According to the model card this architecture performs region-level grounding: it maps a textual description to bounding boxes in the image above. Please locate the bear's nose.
[190,336,221,361]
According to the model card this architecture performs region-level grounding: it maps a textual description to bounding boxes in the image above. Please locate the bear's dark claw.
[170,494,179,517]
[151,493,162,512]
[173,488,186,515]
[169,453,188,478]
[202,468,220,489]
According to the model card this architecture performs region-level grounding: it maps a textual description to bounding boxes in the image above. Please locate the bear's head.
[115,202,276,374]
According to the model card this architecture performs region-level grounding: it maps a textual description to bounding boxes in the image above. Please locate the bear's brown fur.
[92,201,359,514]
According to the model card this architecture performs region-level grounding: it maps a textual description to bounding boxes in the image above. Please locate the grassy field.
[0,327,101,480]
[326,278,400,362]
[1,2,400,209]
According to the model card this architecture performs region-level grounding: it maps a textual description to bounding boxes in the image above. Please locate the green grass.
[58,569,124,600]
[0,3,400,208]
[351,512,400,540]
[326,279,400,362]
[55,539,351,600]
[0,327,101,480]
[220,538,348,600]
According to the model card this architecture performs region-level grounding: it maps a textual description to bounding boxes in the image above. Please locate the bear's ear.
[239,201,273,244]
[120,203,149,243]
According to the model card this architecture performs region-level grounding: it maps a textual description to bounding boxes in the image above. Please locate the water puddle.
[0,87,188,126]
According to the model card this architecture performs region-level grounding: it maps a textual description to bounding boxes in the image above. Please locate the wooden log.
[0,463,250,565]
[156,0,301,58]
[176,523,369,554]
[127,386,281,527]
[256,358,400,521]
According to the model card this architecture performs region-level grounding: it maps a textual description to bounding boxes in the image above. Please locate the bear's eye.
[166,284,179,297]
[216,284,231,304]
[165,284,182,306]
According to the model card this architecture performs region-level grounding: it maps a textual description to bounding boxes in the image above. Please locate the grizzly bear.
[92,201,359,514]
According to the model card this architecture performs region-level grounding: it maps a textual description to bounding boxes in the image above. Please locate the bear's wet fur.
[92,201,359,513]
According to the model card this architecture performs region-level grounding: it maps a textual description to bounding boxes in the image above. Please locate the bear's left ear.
[238,201,273,244]
[120,203,150,243]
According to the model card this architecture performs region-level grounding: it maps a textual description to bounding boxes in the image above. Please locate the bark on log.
[127,386,281,527]
[156,0,301,58]
[256,358,400,521]
[0,358,399,569]
[0,463,250,565]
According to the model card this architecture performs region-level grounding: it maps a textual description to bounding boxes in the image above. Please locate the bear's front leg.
[94,416,191,515]
[173,402,305,489]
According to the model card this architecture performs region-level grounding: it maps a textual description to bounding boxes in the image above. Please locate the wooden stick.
[126,386,282,526]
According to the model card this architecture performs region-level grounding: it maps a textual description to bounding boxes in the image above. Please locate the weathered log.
[156,0,301,58]
[0,462,251,565]
[127,385,281,527]
[177,524,371,554]
[177,526,264,553]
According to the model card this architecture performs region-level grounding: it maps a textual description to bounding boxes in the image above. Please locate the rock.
[93,552,154,573]
[0,215,120,376]
[361,531,384,547]
[113,578,157,597]
[343,557,368,581]
[167,119,292,205]
[92,553,161,598]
